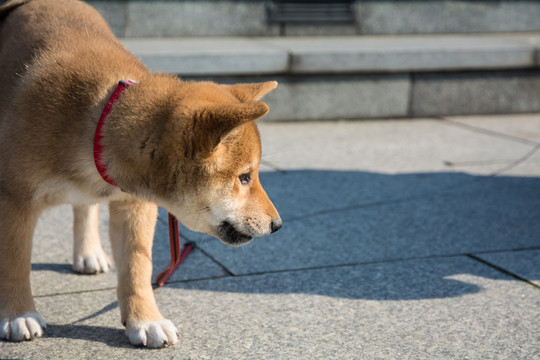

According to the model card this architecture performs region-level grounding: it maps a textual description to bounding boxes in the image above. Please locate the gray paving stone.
[164,256,539,359]
[445,113,540,143]
[476,249,540,287]
[31,205,117,297]
[257,118,537,174]
[31,263,118,298]
[2,257,538,359]
[502,150,540,177]
[411,71,540,117]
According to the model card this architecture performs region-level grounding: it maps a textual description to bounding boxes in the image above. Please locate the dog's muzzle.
[218,221,253,246]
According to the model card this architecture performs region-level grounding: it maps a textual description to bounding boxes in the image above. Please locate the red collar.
[93,80,135,187]
[93,80,193,287]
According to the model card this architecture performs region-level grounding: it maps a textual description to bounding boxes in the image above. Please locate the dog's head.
[130,80,282,246]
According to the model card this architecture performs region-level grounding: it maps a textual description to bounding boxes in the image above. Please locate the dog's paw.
[0,313,46,342]
[73,252,110,274]
[125,319,178,348]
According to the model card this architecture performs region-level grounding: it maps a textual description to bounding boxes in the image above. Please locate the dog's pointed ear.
[225,81,278,102]
[192,101,269,156]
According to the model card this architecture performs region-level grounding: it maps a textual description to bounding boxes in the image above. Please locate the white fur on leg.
[126,319,178,348]
[73,252,110,274]
[0,312,46,341]
[72,204,110,274]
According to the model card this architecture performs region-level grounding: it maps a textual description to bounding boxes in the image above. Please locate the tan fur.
[0,0,280,347]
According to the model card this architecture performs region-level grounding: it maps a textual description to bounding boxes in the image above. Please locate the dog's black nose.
[270,219,282,233]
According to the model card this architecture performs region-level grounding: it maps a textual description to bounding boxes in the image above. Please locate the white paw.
[126,319,178,348]
[73,252,110,274]
[0,312,46,341]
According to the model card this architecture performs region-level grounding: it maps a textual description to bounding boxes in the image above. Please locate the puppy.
[0,0,281,348]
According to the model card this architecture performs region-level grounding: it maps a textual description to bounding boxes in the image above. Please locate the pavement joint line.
[32,273,234,299]
[161,246,540,286]
[439,116,540,146]
[284,195,435,223]
[486,143,540,176]
[467,254,540,290]
[471,245,540,255]
[33,286,118,299]
[31,246,540,298]
[195,246,235,276]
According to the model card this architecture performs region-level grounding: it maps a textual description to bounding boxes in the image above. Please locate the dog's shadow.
[31,263,73,273]
[164,169,540,300]
[41,301,136,349]
[44,323,132,349]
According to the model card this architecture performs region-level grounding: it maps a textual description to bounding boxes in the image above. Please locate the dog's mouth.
[218,221,253,246]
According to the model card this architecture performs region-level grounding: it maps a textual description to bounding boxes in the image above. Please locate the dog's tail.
[0,0,30,22]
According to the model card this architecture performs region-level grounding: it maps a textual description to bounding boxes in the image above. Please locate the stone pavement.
[1,114,539,359]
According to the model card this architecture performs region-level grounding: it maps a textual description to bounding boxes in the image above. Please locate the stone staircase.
[88,0,540,120]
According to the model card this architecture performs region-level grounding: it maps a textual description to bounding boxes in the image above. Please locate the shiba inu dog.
[0,0,281,348]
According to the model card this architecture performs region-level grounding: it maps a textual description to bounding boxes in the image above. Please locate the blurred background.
[84,0,540,121]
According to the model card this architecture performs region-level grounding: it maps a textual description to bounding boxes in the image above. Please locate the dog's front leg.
[0,199,46,341]
[109,199,178,348]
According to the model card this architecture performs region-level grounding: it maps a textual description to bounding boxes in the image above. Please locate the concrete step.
[121,34,540,121]
[121,34,540,76]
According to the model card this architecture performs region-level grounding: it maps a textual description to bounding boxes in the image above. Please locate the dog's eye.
[239,173,251,185]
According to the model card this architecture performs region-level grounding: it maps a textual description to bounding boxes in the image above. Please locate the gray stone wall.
[357,1,540,35]
[86,1,540,38]
[183,71,540,121]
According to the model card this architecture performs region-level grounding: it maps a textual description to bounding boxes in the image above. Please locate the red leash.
[155,214,194,287]
[94,80,191,287]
